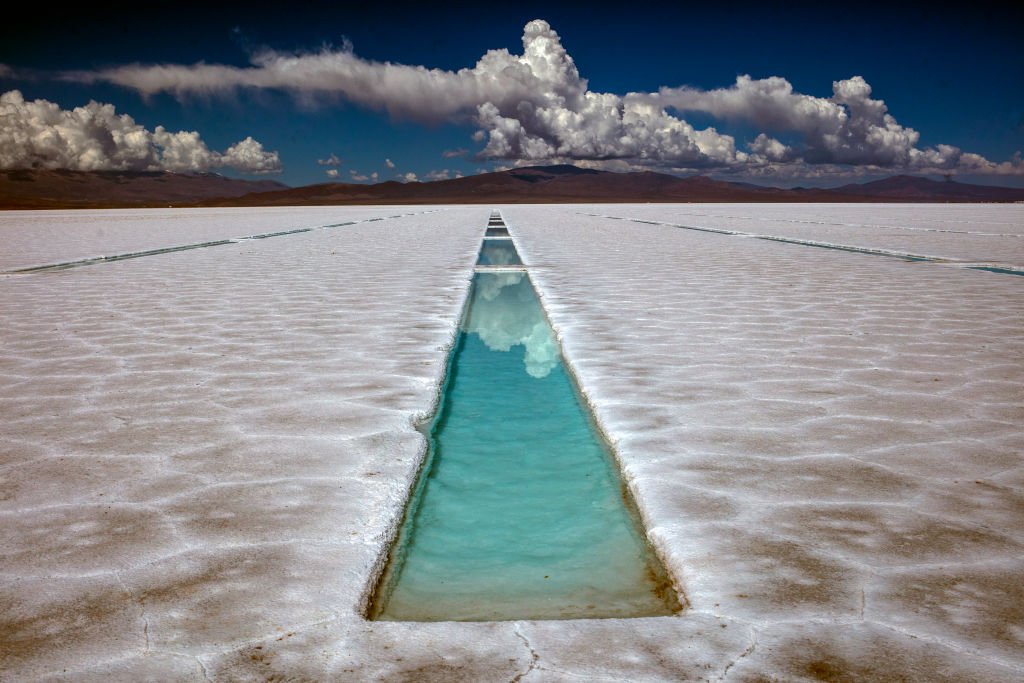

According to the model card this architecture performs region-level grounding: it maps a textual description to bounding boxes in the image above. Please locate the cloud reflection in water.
[463,272,559,379]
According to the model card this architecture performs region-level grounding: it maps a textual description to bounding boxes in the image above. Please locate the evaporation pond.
[374,271,677,621]
[477,239,523,266]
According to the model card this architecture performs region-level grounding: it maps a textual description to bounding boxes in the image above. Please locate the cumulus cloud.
[67,20,1021,177]
[349,169,378,182]
[220,136,280,173]
[651,75,1024,176]
[424,168,464,180]
[384,157,395,168]
[0,90,281,174]
[398,172,418,183]
[654,76,915,167]
[317,153,341,166]
[71,20,741,169]
[442,148,468,158]
[325,168,339,178]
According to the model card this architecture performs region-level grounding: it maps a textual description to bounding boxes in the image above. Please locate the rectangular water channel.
[476,238,523,266]
[370,234,679,622]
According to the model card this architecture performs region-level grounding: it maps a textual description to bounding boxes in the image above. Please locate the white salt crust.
[0,206,435,271]
[589,202,1024,266]
[1,204,1022,681]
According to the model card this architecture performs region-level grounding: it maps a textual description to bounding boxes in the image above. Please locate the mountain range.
[2,165,1023,209]
[0,169,287,209]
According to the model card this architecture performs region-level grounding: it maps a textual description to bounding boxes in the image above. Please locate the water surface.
[373,269,678,621]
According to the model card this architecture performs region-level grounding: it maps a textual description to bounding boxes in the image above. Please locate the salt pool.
[372,250,678,621]
[476,238,523,266]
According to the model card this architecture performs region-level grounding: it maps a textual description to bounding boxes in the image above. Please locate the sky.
[2,1,1023,188]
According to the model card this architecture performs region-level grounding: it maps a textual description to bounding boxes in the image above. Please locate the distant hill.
[0,169,287,209]
[2,165,1023,209]
[200,166,1024,206]
[196,166,797,206]
[828,174,1024,202]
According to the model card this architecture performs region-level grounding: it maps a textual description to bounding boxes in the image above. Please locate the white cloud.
[652,75,1019,174]
[0,90,281,174]
[325,168,339,178]
[317,153,341,166]
[748,133,795,163]
[398,172,418,183]
[422,168,463,180]
[349,169,379,182]
[67,20,1021,177]
[384,157,395,168]
[442,148,468,158]
[220,136,281,174]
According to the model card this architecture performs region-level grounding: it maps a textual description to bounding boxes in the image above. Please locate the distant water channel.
[372,254,678,621]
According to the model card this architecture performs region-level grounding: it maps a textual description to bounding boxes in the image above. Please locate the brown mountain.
[3,165,1023,209]
[829,174,1024,201]
[0,169,287,209]
[199,165,824,206]
[202,165,1024,206]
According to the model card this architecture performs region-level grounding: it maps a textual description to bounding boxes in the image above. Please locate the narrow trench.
[584,212,1024,276]
[368,211,680,622]
[3,211,435,274]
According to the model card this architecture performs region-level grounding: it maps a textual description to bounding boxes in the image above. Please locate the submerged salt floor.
[1,204,1022,680]
[375,271,676,621]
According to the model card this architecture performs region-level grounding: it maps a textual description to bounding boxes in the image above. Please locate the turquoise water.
[477,239,523,266]
[372,269,678,621]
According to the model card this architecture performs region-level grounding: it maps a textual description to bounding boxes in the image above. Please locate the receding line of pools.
[3,210,440,274]
[485,225,511,237]
[582,212,1024,277]
[476,237,523,266]
[624,208,1024,237]
[369,213,680,622]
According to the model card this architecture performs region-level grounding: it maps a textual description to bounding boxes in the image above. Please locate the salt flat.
[0,206,434,271]
[1,204,1022,681]
[597,203,1024,265]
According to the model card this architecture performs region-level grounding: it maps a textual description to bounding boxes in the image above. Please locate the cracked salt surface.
[2,204,1022,680]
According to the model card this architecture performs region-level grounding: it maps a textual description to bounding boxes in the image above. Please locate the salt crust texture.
[1,204,1022,681]
[595,202,1024,265]
[0,207,417,271]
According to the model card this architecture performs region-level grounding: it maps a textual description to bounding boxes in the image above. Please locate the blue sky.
[2,2,1022,187]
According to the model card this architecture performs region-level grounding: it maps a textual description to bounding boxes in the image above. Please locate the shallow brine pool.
[371,268,678,621]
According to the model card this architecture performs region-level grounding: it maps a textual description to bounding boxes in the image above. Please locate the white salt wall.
[1,204,1022,681]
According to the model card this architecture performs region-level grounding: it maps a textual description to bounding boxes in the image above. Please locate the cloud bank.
[0,90,281,174]
[67,20,1021,177]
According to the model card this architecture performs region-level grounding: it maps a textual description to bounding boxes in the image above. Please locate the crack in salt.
[510,625,540,683]
[113,570,151,653]
[868,620,1024,675]
[196,656,214,682]
[719,628,758,681]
